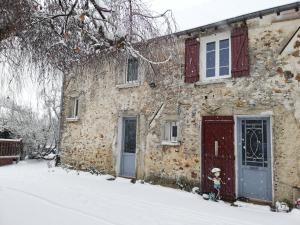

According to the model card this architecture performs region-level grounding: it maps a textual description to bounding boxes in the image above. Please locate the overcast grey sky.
[149,0,298,31]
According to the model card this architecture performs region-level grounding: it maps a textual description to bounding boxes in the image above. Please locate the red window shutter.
[231,26,250,77]
[185,38,199,83]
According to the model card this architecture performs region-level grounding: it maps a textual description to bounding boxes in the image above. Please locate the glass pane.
[219,39,229,76]
[164,122,170,141]
[132,59,138,81]
[206,42,215,51]
[263,120,268,167]
[241,120,268,167]
[124,119,137,153]
[206,51,215,68]
[220,39,229,49]
[219,49,229,67]
[69,98,75,118]
[172,125,177,138]
[206,68,215,77]
[127,58,138,82]
[220,66,229,76]
[206,42,215,77]
[75,99,79,117]
[242,120,245,165]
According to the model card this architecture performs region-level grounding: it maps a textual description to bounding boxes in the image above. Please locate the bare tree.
[0,0,176,76]
[0,1,175,155]
[0,96,57,157]
[0,66,61,157]
[39,74,62,149]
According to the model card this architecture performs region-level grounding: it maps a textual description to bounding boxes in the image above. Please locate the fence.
[0,139,23,166]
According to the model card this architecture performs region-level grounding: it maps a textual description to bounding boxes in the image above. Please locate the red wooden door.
[202,116,235,200]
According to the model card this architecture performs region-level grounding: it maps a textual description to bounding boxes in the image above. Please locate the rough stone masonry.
[60,8,300,204]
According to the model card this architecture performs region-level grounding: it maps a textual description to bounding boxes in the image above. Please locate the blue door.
[237,118,272,201]
[120,117,137,178]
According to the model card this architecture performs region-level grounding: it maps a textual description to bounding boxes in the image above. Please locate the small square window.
[126,58,138,83]
[163,121,178,143]
[68,97,79,119]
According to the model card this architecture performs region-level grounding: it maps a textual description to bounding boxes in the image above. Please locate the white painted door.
[120,117,137,178]
[237,118,272,201]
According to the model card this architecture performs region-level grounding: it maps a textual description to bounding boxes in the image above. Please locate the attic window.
[126,58,138,83]
[68,97,79,119]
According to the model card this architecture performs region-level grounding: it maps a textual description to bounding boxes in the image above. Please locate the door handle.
[214,141,218,157]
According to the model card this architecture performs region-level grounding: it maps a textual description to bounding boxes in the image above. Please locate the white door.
[237,118,272,201]
[120,117,137,178]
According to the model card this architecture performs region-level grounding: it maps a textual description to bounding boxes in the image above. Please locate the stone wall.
[60,9,300,203]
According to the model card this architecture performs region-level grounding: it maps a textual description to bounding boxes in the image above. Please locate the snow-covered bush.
[0,96,58,158]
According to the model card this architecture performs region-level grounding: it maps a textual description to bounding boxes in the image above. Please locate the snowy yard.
[0,161,299,225]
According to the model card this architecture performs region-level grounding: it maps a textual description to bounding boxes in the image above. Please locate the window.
[68,97,79,119]
[206,42,216,77]
[219,39,230,76]
[163,121,178,143]
[201,32,231,81]
[126,58,138,83]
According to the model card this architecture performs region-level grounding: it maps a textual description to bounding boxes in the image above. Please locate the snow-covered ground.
[0,161,299,225]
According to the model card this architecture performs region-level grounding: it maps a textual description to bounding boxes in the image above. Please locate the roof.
[174,1,300,37]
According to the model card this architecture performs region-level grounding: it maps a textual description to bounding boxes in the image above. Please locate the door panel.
[237,118,272,201]
[120,118,137,178]
[202,116,235,200]
[124,119,137,154]
[241,169,268,200]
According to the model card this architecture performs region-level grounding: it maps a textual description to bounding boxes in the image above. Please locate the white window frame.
[200,31,231,81]
[162,121,179,144]
[125,57,139,84]
[68,97,79,119]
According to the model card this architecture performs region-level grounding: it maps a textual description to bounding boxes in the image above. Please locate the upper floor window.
[126,57,138,83]
[201,32,231,81]
[185,28,249,83]
[68,97,79,119]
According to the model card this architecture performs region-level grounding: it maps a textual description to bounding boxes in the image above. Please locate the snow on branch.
[0,0,177,79]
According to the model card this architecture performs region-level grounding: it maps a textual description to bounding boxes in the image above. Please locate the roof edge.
[174,1,300,37]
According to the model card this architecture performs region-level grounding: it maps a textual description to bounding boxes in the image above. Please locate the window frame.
[68,97,79,119]
[200,32,231,81]
[163,121,179,144]
[125,57,139,84]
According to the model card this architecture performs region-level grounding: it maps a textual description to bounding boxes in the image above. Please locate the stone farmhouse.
[60,2,300,204]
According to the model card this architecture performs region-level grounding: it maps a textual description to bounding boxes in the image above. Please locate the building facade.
[60,3,300,204]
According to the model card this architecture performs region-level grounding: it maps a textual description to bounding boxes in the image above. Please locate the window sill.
[116,81,140,89]
[194,79,229,86]
[66,117,80,122]
[161,141,181,146]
